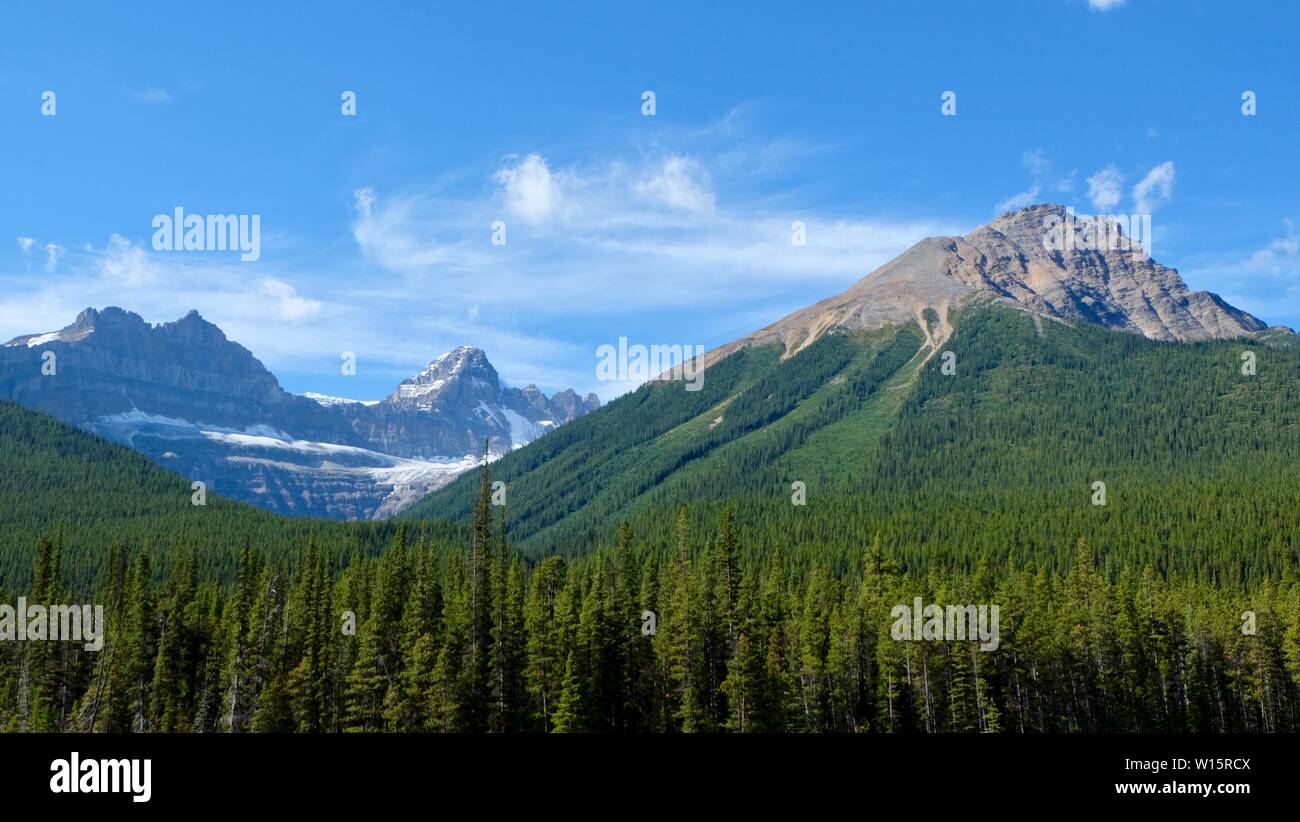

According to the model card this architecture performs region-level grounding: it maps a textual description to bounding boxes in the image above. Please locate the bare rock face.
[0,308,353,441]
[963,204,1267,341]
[348,345,599,459]
[0,309,596,519]
[706,203,1272,366]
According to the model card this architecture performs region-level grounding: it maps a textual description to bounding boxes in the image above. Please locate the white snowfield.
[86,410,490,519]
[498,407,556,449]
[20,332,62,348]
[3,326,95,347]
[302,392,380,407]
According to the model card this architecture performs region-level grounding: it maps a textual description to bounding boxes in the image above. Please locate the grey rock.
[705,203,1275,367]
[0,308,595,519]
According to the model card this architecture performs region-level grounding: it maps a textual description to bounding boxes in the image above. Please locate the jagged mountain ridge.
[0,307,598,519]
[704,203,1277,368]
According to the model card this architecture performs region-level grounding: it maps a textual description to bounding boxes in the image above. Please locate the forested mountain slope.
[0,401,419,586]
[408,303,1300,587]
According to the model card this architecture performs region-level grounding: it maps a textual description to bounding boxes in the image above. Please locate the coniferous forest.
[2,303,1300,733]
[4,464,1300,734]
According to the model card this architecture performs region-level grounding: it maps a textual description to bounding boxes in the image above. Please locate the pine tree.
[346,533,408,731]
[489,512,527,732]
[525,556,568,731]
[247,562,289,732]
[126,546,155,733]
[552,650,585,733]
[464,446,494,731]
[19,537,61,731]
[286,537,331,732]
[716,504,740,642]
[221,539,257,733]
[149,546,199,732]
[385,538,437,731]
[657,508,693,731]
[721,571,763,732]
[429,550,467,731]
[77,544,130,733]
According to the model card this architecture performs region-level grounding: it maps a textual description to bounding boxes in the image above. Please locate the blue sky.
[3,0,1298,401]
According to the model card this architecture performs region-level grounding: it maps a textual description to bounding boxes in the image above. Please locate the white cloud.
[996,184,1041,214]
[260,278,322,321]
[129,87,173,105]
[1088,0,1127,10]
[994,149,1051,213]
[353,187,376,218]
[1180,218,1300,330]
[16,237,35,254]
[99,234,157,286]
[1245,219,1298,273]
[2,127,967,403]
[44,243,63,272]
[635,155,715,213]
[494,154,564,224]
[1132,161,1175,214]
[350,190,488,271]
[1022,149,1050,177]
[351,152,958,313]
[1086,165,1124,210]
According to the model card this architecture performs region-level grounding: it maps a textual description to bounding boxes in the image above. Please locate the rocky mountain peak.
[0,310,599,519]
[73,306,146,330]
[954,203,1267,341]
[387,345,501,409]
[704,204,1274,367]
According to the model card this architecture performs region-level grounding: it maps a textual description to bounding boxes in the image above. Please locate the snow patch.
[87,408,486,518]
[303,391,379,407]
[499,407,551,449]
[23,332,61,348]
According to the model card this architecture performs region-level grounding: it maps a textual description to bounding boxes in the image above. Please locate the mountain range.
[407,204,1297,558]
[0,308,598,519]
[1,204,1293,535]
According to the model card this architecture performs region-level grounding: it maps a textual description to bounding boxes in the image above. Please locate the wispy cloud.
[1132,161,1175,214]
[4,124,960,401]
[44,243,63,272]
[634,155,715,213]
[1180,218,1300,330]
[996,184,1040,214]
[351,150,957,313]
[995,150,1051,212]
[16,236,63,271]
[1245,219,1299,273]
[260,278,322,321]
[129,87,173,105]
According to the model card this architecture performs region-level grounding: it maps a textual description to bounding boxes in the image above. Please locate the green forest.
[1,303,1298,732]
[412,305,1300,585]
[3,467,1300,734]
